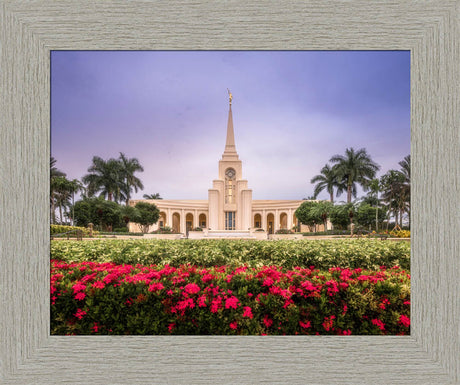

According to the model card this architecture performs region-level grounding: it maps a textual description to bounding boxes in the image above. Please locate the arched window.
[225,168,236,204]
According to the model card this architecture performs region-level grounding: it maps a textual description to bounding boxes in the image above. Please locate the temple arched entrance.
[186,213,194,235]
[199,213,207,228]
[172,213,180,233]
[253,213,262,229]
[267,213,274,234]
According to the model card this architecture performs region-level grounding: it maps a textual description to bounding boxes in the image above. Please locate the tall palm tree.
[50,157,66,224]
[119,153,144,205]
[82,156,125,203]
[329,148,380,203]
[310,164,343,202]
[67,179,84,225]
[398,155,410,226]
[367,178,381,231]
[380,170,406,228]
[53,176,72,224]
[143,193,162,200]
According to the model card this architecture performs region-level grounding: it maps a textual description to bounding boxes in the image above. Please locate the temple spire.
[222,90,238,159]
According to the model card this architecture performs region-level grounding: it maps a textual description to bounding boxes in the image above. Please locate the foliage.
[355,203,386,229]
[192,227,203,231]
[389,230,410,238]
[275,229,294,234]
[329,203,355,229]
[72,197,125,230]
[50,224,99,236]
[143,193,162,200]
[50,239,410,271]
[151,226,176,234]
[295,201,322,230]
[329,148,380,203]
[119,152,144,205]
[134,202,160,233]
[51,260,410,335]
[310,164,342,203]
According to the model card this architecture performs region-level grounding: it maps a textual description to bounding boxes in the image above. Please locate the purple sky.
[51,51,410,201]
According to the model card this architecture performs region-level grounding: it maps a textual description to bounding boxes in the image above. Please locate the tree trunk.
[51,198,56,224]
[347,185,352,203]
[108,192,113,201]
[330,192,333,203]
[59,204,63,225]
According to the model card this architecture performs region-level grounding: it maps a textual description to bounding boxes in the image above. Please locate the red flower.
[74,309,86,320]
[371,319,385,331]
[92,322,99,333]
[398,314,410,327]
[225,296,239,310]
[74,292,86,301]
[184,283,200,294]
[72,282,86,293]
[242,306,253,319]
[322,315,335,331]
[229,321,238,330]
[299,320,311,329]
[148,282,164,292]
[92,281,105,289]
[263,315,273,328]
[168,323,175,333]
[197,295,207,307]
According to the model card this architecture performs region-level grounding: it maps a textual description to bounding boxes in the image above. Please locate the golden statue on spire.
[227,88,232,105]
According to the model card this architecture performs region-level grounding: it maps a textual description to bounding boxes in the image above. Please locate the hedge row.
[50,239,410,270]
[51,260,410,335]
[51,224,99,236]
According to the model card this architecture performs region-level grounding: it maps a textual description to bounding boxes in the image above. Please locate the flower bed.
[51,260,410,335]
[51,239,410,270]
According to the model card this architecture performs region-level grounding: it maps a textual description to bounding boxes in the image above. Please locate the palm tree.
[50,157,66,224]
[310,164,342,202]
[67,179,84,225]
[367,178,381,231]
[329,148,380,203]
[380,170,406,228]
[52,176,72,224]
[119,153,144,205]
[82,156,125,203]
[143,193,162,200]
[398,155,410,226]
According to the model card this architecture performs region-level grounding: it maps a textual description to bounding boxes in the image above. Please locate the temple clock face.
[225,168,236,179]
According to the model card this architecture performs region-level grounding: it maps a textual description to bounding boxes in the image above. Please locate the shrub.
[51,260,410,335]
[192,227,203,231]
[275,229,293,234]
[50,224,98,237]
[389,230,410,238]
[50,239,411,271]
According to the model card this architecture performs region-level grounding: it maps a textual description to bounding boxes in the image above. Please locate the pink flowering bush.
[51,260,410,335]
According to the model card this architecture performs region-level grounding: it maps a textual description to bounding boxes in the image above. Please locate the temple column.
[274,209,280,232]
[180,209,186,234]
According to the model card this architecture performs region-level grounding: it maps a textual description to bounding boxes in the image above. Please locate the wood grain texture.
[0,1,458,383]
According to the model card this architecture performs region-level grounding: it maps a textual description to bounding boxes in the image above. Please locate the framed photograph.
[1,1,458,384]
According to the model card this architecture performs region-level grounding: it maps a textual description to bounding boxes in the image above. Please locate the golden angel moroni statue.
[227,88,233,105]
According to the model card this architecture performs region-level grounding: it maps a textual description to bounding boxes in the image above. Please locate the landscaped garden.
[50,239,410,335]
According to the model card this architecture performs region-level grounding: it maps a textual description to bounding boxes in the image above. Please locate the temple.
[129,94,324,237]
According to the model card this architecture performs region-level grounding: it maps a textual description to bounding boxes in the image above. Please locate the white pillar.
[167,209,172,228]
[194,210,198,228]
[274,209,280,232]
[262,210,267,231]
[288,209,293,230]
[180,209,186,234]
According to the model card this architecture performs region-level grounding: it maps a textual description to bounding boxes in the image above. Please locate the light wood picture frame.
[0,1,458,383]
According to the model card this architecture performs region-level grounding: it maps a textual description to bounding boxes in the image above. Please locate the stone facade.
[128,100,328,235]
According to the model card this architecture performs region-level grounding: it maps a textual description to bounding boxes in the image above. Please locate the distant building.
[129,96,327,237]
